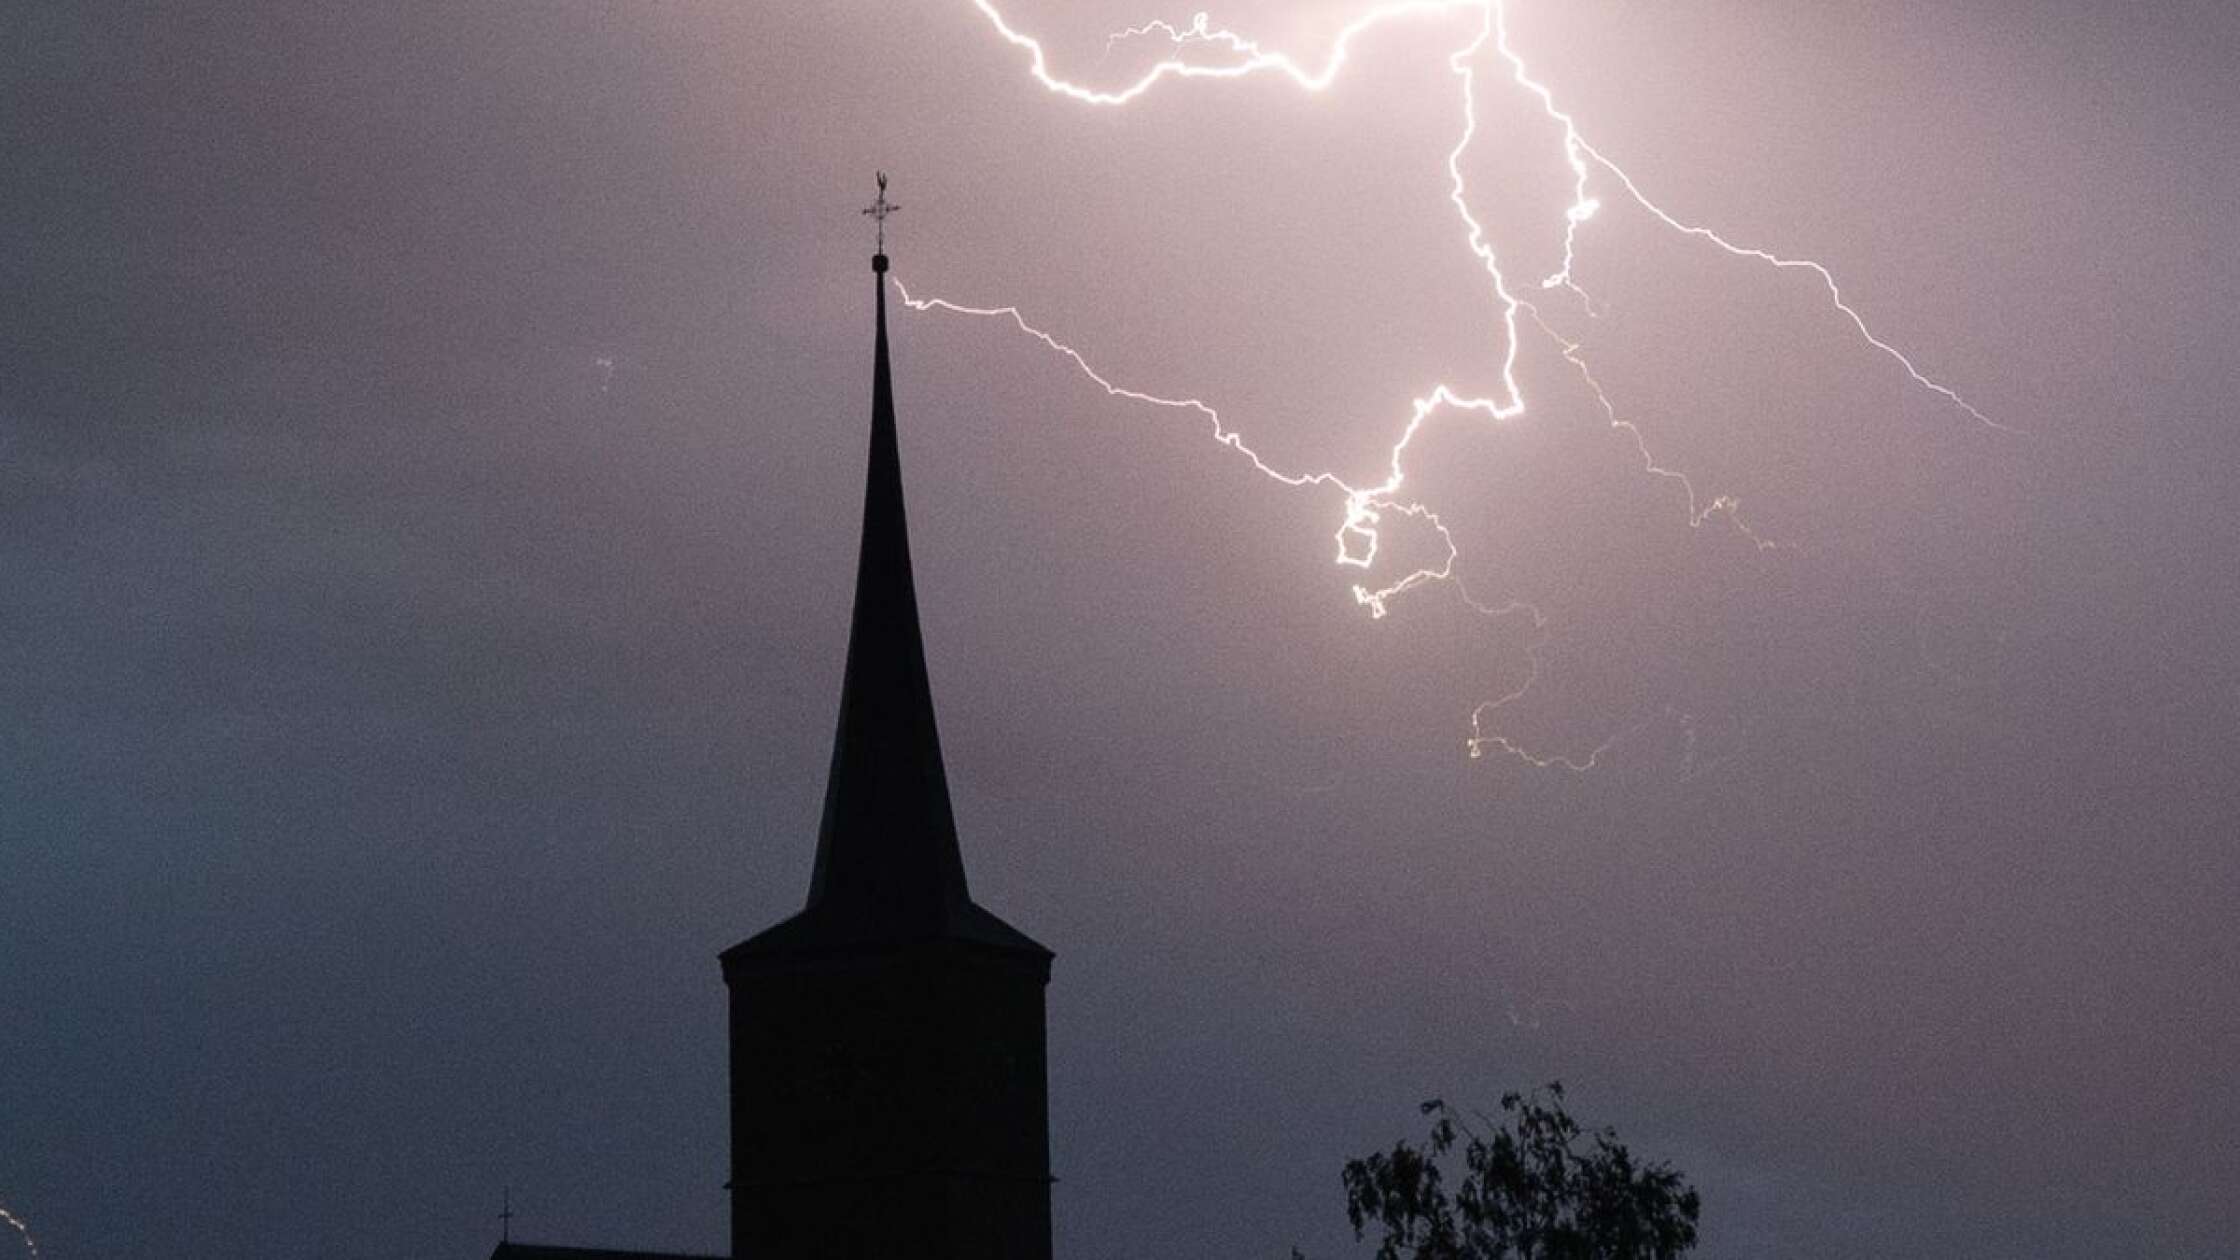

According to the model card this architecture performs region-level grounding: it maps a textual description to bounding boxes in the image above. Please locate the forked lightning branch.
[893,0,1997,768]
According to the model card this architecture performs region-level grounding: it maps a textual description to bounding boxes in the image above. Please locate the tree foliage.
[1337,1083,1700,1260]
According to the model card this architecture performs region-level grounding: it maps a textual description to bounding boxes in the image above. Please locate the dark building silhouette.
[717,246,1055,1258]
[484,240,1053,1260]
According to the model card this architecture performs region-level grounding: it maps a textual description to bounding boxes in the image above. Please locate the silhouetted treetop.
[1337,1082,1700,1260]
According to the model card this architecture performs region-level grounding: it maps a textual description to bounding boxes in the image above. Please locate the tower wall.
[725,941,1052,1260]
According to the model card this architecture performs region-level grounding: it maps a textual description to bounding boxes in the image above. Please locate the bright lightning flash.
[904,0,1998,767]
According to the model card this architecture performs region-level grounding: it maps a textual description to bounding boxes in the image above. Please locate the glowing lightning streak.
[969,0,1475,103]
[1576,148,2010,431]
[1477,4,2012,432]
[956,1,1534,608]
[894,276,1505,616]
[1103,11,1252,60]
[890,277,1600,766]
[911,0,2000,765]
[979,0,1996,431]
[893,283,1345,496]
[1522,302,1774,546]
[1086,0,1799,553]
[0,1206,41,1260]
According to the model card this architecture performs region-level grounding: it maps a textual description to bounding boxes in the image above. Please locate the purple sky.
[4,2,2237,1257]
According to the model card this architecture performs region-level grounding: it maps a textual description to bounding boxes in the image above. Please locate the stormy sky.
[3,2,2236,1257]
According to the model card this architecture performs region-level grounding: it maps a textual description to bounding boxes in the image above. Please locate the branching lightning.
[903,0,1998,767]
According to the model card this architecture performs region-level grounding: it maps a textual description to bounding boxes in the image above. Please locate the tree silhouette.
[1335,1083,1699,1260]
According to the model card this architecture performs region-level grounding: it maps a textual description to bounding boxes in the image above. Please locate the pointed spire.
[801,251,973,933]
[725,220,1047,962]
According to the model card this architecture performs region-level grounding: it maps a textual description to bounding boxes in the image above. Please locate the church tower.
[721,189,1055,1260]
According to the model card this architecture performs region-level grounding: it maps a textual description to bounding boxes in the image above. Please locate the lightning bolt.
[1102,11,1253,61]
[902,0,1998,766]
[0,1206,41,1260]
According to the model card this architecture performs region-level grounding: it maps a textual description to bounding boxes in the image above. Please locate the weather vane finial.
[862,171,900,258]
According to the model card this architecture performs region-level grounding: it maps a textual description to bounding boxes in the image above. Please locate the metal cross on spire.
[499,1187,514,1244]
[862,171,900,256]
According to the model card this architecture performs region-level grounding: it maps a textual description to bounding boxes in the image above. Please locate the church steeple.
[725,190,1046,959]
[800,230,974,933]
[721,189,1056,1260]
